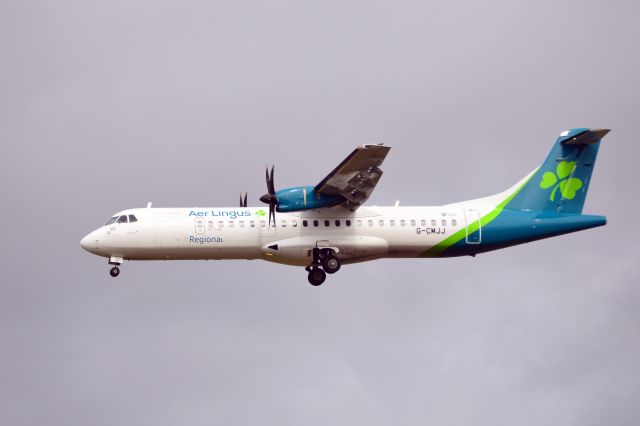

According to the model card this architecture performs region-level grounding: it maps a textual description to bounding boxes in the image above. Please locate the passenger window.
[313,220,319,227]
[420,219,426,226]
[367,220,373,227]
[390,219,395,226]
[335,220,341,227]
[117,215,128,223]
[441,219,447,226]
[357,220,363,227]
[250,221,255,228]
[218,221,224,228]
[129,215,138,223]
[431,219,437,226]
[452,219,457,226]
[379,219,384,226]
[346,220,352,227]
[229,221,235,228]
[303,220,309,227]
[260,220,266,228]
[105,217,118,225]
[239,221,245,228]
[281,220,287,227]
[324,220,330,227]
[292,220,298,227]
[410,219,416,226]
[207,221,214,231]
[400,219,406,226]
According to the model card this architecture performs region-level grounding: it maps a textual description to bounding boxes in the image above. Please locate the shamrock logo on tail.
[255,209,267,217]
[539,161,583,201]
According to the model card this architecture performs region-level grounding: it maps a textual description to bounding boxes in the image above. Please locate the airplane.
[81,128,608,286]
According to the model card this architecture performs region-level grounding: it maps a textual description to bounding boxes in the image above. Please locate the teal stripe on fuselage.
[437,209,606,257]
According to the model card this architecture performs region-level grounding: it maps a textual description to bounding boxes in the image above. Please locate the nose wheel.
[110,266,120,277]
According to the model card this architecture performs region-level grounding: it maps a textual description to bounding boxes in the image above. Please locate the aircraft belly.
[385,231,441,258]
[121,244,263,261]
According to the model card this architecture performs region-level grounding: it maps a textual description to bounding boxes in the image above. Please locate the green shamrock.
[255,209,266,217]
[539,161,583,201]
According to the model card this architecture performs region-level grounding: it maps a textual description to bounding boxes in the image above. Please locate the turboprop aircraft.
[80,128,608,286]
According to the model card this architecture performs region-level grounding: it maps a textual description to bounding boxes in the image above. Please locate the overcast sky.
[1,1,639,425]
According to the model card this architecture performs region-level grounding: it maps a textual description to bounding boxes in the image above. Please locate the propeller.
[239,192,248,207]
[259,165,278,227]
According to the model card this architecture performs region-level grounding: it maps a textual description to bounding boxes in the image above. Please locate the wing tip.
[359,143,391,150]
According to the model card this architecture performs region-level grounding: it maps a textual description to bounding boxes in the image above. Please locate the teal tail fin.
[506,128,609,214]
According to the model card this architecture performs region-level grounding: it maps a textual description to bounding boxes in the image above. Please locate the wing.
[314,144,391,211]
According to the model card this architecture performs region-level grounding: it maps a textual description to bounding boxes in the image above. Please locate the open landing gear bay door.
[315,144,391,211]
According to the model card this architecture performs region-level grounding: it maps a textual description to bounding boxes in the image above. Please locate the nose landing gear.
[306,248,342,286]
[108,256,123,278]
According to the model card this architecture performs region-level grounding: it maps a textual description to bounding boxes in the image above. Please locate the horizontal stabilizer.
[560,128,610,145]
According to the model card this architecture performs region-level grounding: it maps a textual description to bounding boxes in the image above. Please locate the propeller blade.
[243,192,247,208]
[268,165,275,195]
[269,203,276,227]
[265,165,270,192]
[261,164,278,226]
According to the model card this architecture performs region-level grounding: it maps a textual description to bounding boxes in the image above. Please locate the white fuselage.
[80,205,484,266]
[80,174,531,268]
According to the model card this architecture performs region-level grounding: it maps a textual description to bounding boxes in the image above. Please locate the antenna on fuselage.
[146,202,152,208]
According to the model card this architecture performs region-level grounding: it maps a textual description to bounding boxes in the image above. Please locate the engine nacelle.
[275,185,345,212]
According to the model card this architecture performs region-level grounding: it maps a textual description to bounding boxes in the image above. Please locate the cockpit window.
[105,216,118,225]
[128,215,138,222]
[117,215,128,223]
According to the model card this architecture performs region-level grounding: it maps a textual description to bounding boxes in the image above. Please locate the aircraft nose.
[80,234,91,251]
[80,231,98,252]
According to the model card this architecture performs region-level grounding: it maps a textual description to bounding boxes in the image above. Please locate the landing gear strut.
[306,248,342,285]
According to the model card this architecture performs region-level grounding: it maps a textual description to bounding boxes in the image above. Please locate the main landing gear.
[306,267,326,286]
[306,248,342,286]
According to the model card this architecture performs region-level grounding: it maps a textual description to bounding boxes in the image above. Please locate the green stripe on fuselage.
[420,170,537,258]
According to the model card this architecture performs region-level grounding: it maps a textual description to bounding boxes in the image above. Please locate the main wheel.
[322,255,341,274]
[307,267,326,286]
[110,266,120,277]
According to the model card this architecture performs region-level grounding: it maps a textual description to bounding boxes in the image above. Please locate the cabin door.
[463,209,481,244]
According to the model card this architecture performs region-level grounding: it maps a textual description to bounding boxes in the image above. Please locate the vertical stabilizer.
[505,128,609,214]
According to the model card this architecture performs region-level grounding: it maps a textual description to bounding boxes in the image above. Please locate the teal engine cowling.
[275,185,345,212]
